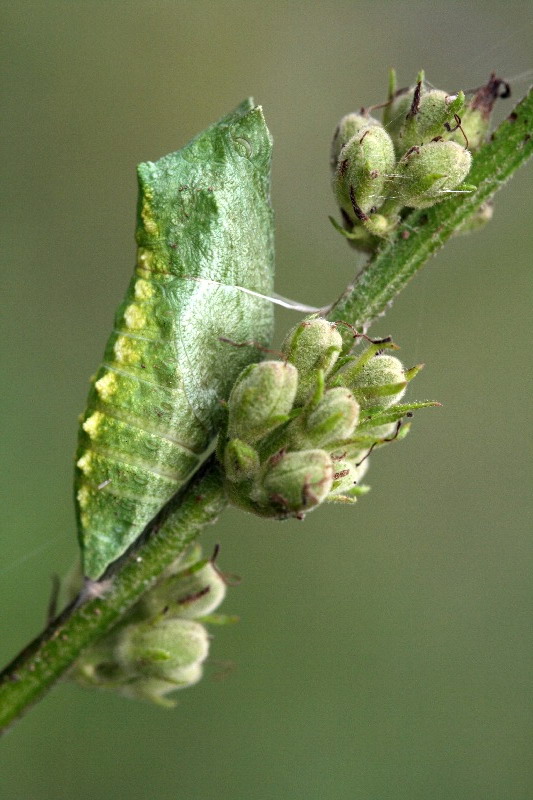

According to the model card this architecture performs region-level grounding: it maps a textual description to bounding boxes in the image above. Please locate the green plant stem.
[0,461,226,735]
[0,88,531,736]
[327,88,533,332]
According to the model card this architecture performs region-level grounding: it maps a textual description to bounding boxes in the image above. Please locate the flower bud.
[329,457,369,496]
[330,112,381,171]
[396,90,465,153]
[288,387,359,449]
[121,663,204,706]
[253,449,333,517]
[139,560,227,621]
[393,140,472,209]
[223,438,260,483]
[335,353,407,410]
[126,663,204,705]
[227,360,298,443]
[282,317,343,405]
[116,618,209,681]
[384,73,465,152]
[333,125,395,222]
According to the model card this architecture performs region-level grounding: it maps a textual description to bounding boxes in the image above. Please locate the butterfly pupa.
[75,99,275,579]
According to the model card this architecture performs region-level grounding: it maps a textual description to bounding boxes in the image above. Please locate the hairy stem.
[0,461,226,735]
[0,88,531,735]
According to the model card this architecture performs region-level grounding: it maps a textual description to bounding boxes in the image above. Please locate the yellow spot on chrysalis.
[114,336,139,365]
[124,304,146,330]
[83,411,104,439]
[95,372,117,400]
[77,452,93,475]
[80,512,91,529]
[136,248,153,272]
[141,194,159,236]
[134,278,154,300]
[77,485,91,509]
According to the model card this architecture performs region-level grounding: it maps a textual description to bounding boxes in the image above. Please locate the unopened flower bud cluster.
[331,70,501,251]
[69,545,227,706]
[218,317,431,519]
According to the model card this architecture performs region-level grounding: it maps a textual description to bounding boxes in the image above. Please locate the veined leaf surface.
[75,99,274,579]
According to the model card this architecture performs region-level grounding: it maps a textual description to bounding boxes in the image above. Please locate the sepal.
[223,438,260,483]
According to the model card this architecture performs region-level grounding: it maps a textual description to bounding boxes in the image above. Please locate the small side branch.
[327,88,533,332]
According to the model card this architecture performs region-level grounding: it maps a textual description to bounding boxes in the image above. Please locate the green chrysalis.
[75,99,275,579]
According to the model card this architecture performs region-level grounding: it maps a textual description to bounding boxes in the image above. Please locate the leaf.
[356,401,440,430]
[75,100,275,579]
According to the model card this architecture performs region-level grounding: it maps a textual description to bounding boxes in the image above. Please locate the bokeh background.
[2,2,532,798]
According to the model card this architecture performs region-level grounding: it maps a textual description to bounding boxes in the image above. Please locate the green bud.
[334,353,408,410]
[228,360,298,444]
[116,618,209,681]
[333,125,395,222]
[119,663,204,707]
[139,560,227,621]
[288,387,359,449]
[234,449,333,518]
[396,90,465,153]
[384,73,465,153]
[223,438,260,482]
[260,449,333,516]
[331,112,381,171]
[68,540,231,703]
[393,140,472,209]
[282,317,343,405]
[329,457,369,496]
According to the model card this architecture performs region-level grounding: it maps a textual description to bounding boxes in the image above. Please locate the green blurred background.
[2,2,532,798]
